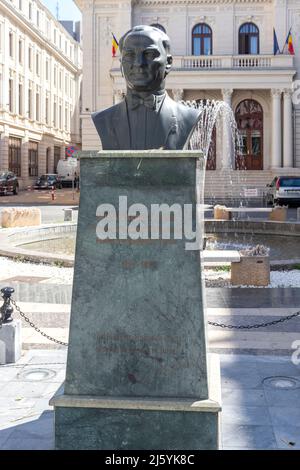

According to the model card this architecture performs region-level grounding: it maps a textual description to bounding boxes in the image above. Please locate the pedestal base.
[0,320,21,364]
[51,354,221,450]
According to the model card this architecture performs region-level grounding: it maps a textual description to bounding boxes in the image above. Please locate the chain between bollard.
[11,299,68,347]
[7,296,300,343]
[208,311,300,329]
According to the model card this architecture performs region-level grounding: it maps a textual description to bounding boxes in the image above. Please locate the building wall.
[0,0,82,188]
[76,0,300,179]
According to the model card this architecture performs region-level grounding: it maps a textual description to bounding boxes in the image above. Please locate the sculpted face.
[121,29,172,93]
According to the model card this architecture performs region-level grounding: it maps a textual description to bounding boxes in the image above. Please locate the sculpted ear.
[165,54,173,76]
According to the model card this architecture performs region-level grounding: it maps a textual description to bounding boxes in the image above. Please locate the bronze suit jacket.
[91,94,199,150]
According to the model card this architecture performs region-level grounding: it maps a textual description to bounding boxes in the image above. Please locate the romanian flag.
[112,33,119,57]
[283,28,295,55]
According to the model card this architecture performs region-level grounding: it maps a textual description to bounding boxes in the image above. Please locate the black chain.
[11,299,68,346]
[10,299,300,340]
[208,310,300,329]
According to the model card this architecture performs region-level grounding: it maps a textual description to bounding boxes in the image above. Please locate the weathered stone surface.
[1,208,41,228]
[65,151,209,399]
[0,320,22,364]
[231,256,270,287]
[214,205,231,220]
[52,354,221,450]
[269,207,287,222]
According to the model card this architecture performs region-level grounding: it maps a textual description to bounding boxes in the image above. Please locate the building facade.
[75,0,300,200]
[0,0,82,188]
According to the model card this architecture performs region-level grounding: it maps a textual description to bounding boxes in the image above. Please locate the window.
[45,97,49,124]
[19,39,22,64]
[19,0,22,10]
[53,101,57,127]
[239,23,259,55]
[9,137,21,176]
[54,146,61,172]
[28,141,38,177]
[65,75,68,94]
[59,104,62,129]
[150,23,166,33]
[65,107,68,130]
[54,29,57,44]
[36,53,39,75]
[29,2,32,20]
[9,78,13,112]
[46,60,49,80]
[192,23,212,55]
[18,82,23,115]
[36,10,40,27]
[36,92,40,121]
[28,87,32,119]
[28,46,32,70]
[59,70,62,90]
[9,32,14,57]
[54,65,57,86]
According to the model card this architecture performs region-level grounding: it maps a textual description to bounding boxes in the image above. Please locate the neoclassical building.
[0,0,82,188]
[75,0,300,200]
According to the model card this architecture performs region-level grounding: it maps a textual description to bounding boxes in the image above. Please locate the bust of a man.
[92,25,199,150]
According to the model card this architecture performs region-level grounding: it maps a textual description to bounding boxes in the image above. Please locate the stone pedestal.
[269,206,287,222]
[51,151,221,449]
[231,256,270,287]
[0,320,22,364]
[214,205,231,220]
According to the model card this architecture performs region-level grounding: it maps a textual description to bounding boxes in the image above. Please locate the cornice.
[133,0,273,5]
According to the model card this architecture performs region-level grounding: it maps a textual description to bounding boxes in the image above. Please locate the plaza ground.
[0,196,300,450]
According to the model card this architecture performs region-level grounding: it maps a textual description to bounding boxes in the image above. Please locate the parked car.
[265,176,300,206]
[0,171,19,195]
[34,174,62,190]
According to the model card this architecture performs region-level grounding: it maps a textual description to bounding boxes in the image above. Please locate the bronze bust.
[92,25,199,150]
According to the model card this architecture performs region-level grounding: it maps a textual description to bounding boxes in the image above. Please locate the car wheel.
[13,185,18,195]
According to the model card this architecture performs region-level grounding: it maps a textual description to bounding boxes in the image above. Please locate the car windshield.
[279,178,300,188]
[0,172,7,178]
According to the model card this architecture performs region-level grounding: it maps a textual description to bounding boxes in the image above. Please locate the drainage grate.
[263,376,300,390]
[17,368,57,382]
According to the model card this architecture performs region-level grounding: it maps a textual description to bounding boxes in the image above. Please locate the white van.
[56,158,80,186]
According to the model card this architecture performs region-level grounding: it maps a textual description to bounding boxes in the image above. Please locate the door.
[235,99,263,170]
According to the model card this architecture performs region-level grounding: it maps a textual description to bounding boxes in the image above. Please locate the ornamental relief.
[189,16,216,27]
[97,16,115,46]
[141,17,170,26]
[236,15,263,27]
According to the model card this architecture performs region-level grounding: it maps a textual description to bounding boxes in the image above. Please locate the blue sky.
[41,0,81,22]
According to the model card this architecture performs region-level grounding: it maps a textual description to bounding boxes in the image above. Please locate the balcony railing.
[174,54,294,70]
[111,54,294,74]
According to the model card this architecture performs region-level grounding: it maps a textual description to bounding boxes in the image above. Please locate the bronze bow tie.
[127,94,161,111]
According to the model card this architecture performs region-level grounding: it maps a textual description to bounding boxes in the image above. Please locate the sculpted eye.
[145,50,159,59]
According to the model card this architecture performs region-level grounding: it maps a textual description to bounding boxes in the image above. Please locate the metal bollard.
[0,287,14,326]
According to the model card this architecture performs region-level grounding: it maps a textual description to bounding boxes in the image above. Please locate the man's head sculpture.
[92,25,199,150]
[119,25,172,94]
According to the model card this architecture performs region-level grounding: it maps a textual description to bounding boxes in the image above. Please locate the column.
[113,89,125,104]
[0,132,9,171]
[21,130,29,183]
[283,89,293,168]
[172,89,184,102]
[222,88,233,169]
[271,89,282,168]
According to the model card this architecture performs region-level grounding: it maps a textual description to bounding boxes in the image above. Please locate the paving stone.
[222,424,277,449]
[264,388,300,406]
[272,426,300,450]
[268,406,300,427]
[1,436,54,450]
[221,388,266,407]
[222,405,271,426]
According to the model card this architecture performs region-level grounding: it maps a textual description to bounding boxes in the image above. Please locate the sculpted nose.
[133,53,144,67]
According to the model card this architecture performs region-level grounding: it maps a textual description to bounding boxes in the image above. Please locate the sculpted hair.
[119,25,171,54]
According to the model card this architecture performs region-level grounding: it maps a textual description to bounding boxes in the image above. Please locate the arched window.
[192,24,212,56]
[235,99,263,170]
[150,23,166,33]
[239,23,259,54]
